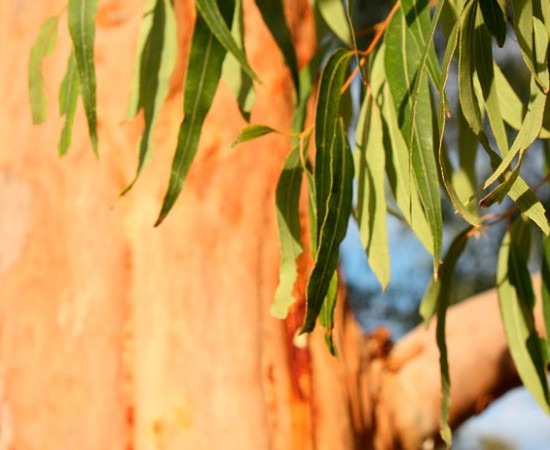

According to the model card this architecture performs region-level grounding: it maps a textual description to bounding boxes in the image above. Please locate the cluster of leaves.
[29,0,550,444]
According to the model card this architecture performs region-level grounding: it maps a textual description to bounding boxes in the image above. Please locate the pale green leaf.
[58,52,80,156]
[271,146,304,319]
[195,0,259,81]
[231,125,276,147]
[28,16,59,124]
[302,119,354,333]
[385,7,443,272]
[319,272,339,355]
[156,2,233,225]
[541,236,550,350]
[68,0,99,154]
[498,220,550,414]
[315,0,352,46]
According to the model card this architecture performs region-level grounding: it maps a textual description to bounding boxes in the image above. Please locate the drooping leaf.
[254,0,300,94]
[420,228,472,448]
[541,235,550,349]
[156,1,234,225]
[498,219,550,414]
[195,0,258,81]
[320,272,339,355]
[510,0,549,92]
[231,125,276,147]
[68,0,99,154]
[124,0,177,191]
[301,119,354,333]
[315,0,353,46]
[437,22,481,227]
[222,0,255,121]
[479,0,508,47]
[314,48,352,235]
[271,146,304,319]
[28,15,59,124]
[355,91,390,290]
[385,7,443,272]
[58,52,80,156]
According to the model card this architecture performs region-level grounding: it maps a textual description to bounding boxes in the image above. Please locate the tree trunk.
[0,1,532,449]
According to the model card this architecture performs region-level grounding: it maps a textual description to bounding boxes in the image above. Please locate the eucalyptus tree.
[28,0,550,447]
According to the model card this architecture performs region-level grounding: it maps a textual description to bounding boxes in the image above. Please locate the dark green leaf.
[231,125,276,147]
[156,2,234,225]
[195,0,258,81]
[124,0,177,191]
[498,220,550,414]
[58,52,80,156]
[479,0,507,47]
[68,0,99,154]
[314,48,352,235]
[254,0,300,94]
[301,119,354,333]
[271,146,304,319]
[28,16,59,124]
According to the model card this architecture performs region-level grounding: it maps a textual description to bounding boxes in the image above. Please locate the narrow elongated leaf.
[385,8,443,271]
[254,0,300,94]
[28,16,59,124]
[301,120,354,333]
[271,146,304,319]
[68,0,99,154]
[541,236,550,349]
[124,0,177,191]
[511,0,549,92]
[231,125,276,147]
[315,0,352,46]
[437,23,481,227]
[498,220,550,414]
[222,0,255,121]
[355,93,390,290]
[195,0,258,81]
[58,52,80,156]
[314,49,352,234]
[420,228,471,447]
[156,3,233,225]
[319,272,339,355]
[479,0,507,46]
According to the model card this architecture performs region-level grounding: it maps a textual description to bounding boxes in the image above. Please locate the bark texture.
[0,1,533,449]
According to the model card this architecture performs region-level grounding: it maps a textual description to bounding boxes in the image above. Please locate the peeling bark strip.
[0,0,543,449]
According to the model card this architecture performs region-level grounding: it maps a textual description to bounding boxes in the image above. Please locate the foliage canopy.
[29,0,550,444]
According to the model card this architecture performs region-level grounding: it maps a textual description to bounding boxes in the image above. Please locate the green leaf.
[355,92,390,290]
[222,0,255,121]
[498,220,550,415]
[479,0,507,47]
[315,0,353,46]
[124,0,177,191]
[420,228,471,447]
[195,0,259,82]
[511,0,550,92]
[68,0,99,154]
[156,2,234,225]
[28,16,59,124]
[254,0,300,94]
[314,48,352,235]
[437,22,481,227]
[271,146,304,319]
[385,7,443,272]
[319,272,339,356]
[301,119,354,333]
[231,125,276,147]
[58,52,80,156]
[541,235,550,350]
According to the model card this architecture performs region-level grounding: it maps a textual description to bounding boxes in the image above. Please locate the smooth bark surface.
[0,1,533,449]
